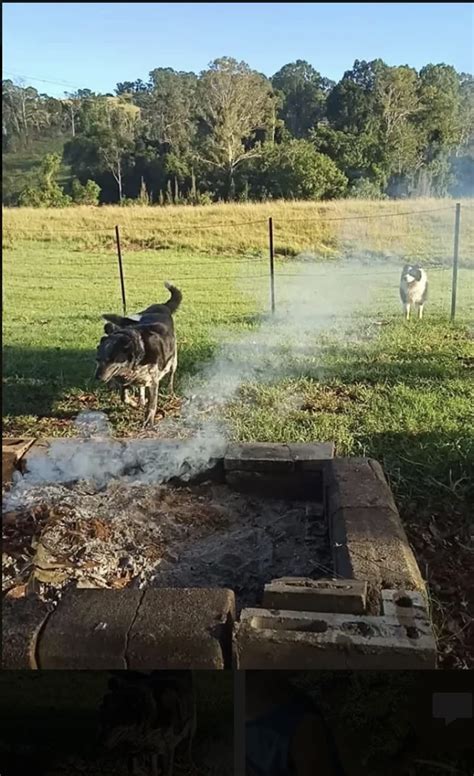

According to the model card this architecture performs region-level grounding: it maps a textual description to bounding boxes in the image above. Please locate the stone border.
[2,438,436,669]
[2,588,235,670]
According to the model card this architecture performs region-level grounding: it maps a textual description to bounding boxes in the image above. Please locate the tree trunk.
[227,167,236,201]
[117,161,123,203]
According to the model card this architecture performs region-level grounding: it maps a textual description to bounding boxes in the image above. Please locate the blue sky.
[3,2,473,96]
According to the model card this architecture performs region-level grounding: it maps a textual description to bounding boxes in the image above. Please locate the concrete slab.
[224,443,295,473]
[127,588,235,670]
[37,588,143,669]
[327,458,398,514]
[288,442,335,470]
[2,595,52,669]
[263,577,367,614]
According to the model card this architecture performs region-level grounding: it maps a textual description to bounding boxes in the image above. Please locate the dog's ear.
[104,322,119,335]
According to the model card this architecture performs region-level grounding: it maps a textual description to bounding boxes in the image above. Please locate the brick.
[263,577,367,614]
[327,457,398,514]
[127,588,235,670]
[2,595,52,669]
[2,438,35,483]
[288,442,335,471]
[330,506,425,613]
[234,608,436,670]
[381,589,429,620]
[224,443,294,473]
[37,588,143,669]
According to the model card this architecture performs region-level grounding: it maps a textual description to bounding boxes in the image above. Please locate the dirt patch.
[2,481,331,612]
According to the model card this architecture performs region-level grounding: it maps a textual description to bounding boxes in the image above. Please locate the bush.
[71,178,101,205]
[249,140,348,200]
[18,153,72,207]
[350,178,388,199]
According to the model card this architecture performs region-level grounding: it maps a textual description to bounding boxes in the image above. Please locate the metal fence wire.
[3,202,473,322]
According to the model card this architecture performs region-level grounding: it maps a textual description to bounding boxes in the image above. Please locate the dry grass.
[3,198,474,264]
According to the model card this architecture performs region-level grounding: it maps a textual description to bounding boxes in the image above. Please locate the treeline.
[2,57,473,205]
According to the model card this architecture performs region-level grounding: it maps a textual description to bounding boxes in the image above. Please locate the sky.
[3,2,473,96]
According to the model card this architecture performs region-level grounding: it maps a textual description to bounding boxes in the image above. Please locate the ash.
[2,479,331,610]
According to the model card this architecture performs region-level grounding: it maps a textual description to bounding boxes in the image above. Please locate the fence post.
[268,217,275,314]
[450,203,461,322]
[115,225,127,315]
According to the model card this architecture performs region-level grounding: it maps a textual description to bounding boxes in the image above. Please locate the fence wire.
[3,203,473,324]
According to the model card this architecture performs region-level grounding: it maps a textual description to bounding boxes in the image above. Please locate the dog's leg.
[418,304,424,320]
[404,303,410,321]
[168,350,178,397]
[139,386,146,407]
[121,386,140,408]
[143,380,159,428]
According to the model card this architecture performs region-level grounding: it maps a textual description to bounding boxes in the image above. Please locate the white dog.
[399,264,428,320]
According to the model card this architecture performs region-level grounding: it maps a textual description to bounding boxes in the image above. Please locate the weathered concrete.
[288,442,335,470]
[37,588,143,669]
[2,595,52,669]
[327,458,426,613]
[2,438,35,483]
[224,442,334,474]
[381,589,430,620]
[224,443,295,473]
[328,458,398,513]
[235,607,436,669]
[127,588,235,670]
[263,577,367,614]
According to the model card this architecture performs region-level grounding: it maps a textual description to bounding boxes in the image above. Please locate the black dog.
[95,282,182,427]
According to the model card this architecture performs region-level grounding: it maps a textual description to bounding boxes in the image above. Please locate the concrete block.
[37,588,143,669]
[234,607,436,669]
[127,588,235,670]
[327,458,398,514]
[288,442,335,470]
[2,438,35,483]
[224,443,294,473]
[381,589,429,620]
[2,595,52,669]
[330,505,426,612]
[263,577,367,614]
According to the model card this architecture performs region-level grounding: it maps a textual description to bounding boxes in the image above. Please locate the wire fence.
[3,202,473,323]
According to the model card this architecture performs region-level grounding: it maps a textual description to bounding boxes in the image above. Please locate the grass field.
[3,198,474,667]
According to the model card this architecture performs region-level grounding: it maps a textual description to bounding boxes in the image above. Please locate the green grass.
[3,203,474,665]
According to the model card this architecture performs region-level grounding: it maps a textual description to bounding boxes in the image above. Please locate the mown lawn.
[3,201,474,667]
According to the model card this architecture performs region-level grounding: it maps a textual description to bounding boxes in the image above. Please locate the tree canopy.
[3,55,473,205]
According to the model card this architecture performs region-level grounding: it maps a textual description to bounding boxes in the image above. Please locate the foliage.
[18,153,72,207]
[248,139,348,199]
[71,178,101,205]
[3,53,473,205]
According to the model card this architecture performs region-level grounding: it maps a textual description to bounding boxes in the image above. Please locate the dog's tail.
[164,282,182,314]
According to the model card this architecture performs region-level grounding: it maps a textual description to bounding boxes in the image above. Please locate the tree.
[271,60,333,138]
[195,57,275,199]
[71,178,101,205]
[64,96,140,201]
[247,139,347,200]
[18,153,71,207]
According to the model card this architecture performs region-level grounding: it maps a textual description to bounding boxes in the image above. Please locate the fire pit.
[2,439,437,670]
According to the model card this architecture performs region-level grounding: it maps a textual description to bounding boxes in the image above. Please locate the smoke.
[4,255,400,506]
